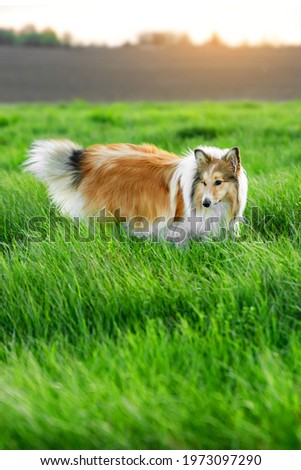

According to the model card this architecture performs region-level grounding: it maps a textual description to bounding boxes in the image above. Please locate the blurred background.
[1,1,301,102]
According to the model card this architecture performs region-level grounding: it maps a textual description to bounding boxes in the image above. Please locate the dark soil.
[1,45,301,102]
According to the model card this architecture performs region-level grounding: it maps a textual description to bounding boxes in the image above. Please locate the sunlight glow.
[0,1,300,46]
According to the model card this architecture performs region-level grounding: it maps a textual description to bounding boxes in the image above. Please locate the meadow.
[0,101,300,449]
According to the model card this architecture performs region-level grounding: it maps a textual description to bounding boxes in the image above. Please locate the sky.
[0,1,301,46]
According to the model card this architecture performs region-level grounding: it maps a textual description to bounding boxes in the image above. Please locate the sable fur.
[24,140,248,239]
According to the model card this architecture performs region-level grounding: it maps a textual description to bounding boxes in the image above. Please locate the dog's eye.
[215,180,223,186]
[202,181,207,186]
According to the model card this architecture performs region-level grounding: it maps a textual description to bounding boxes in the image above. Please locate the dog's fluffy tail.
[24,139,86,216]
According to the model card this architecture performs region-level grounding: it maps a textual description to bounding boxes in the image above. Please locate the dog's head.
[191,147,241,211]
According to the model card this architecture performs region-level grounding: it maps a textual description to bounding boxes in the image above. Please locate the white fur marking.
[24,139,87,217]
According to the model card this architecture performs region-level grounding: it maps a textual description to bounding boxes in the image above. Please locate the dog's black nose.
[203,199,211,208]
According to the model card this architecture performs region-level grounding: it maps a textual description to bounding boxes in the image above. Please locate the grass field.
[0,101,301,450]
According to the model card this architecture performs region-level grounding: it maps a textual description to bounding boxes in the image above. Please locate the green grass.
[0,101,301,449]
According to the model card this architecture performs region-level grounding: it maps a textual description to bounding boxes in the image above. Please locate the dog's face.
[191,147,240,211]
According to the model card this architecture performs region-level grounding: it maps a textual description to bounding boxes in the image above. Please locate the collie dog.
[24,140,248,242]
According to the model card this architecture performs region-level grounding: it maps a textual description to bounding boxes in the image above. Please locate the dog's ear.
[222,147,241,174]
[194,148,212,165]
